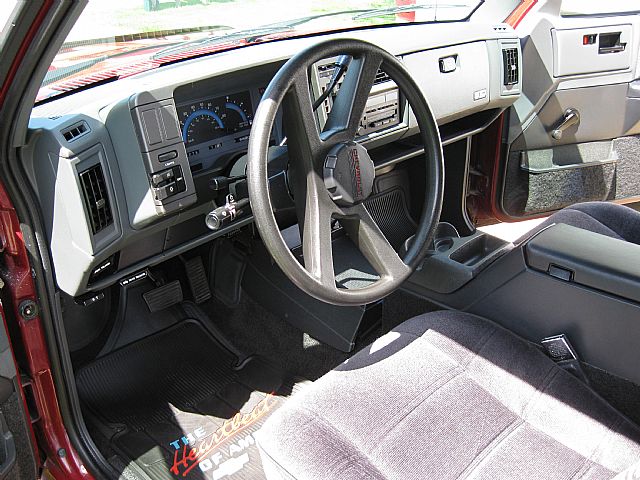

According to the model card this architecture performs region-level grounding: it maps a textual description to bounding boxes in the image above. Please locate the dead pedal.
[143,280,183,312]
[183,256,212,304]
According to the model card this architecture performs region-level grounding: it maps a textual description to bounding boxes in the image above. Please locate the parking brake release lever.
[552,108,580,140]
[205,194,250,231]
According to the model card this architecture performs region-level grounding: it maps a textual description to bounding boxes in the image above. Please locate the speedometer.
[177,90,254,150]
[180,103,224,146]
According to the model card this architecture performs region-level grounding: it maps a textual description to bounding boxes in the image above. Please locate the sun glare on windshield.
[37,0,481,102]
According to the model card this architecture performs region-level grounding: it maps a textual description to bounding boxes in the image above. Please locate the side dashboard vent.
[79,164,113,235]
[502,48,519,86]
[61,121,90,142]
[373,68,392,85]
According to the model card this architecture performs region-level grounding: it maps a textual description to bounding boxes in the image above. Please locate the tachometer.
[222,91,253,134]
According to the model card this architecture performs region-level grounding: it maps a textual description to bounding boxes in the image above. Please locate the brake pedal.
[541,334,590,385]
[183,256,212,304]
[143,280,183,312]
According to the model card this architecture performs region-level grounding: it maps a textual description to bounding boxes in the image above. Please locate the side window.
[561,0,640,16]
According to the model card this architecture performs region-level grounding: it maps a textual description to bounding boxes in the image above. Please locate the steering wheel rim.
[247,38,443,306]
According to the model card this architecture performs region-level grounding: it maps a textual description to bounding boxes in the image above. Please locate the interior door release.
[552,108,580,140]
[599,32,626,54]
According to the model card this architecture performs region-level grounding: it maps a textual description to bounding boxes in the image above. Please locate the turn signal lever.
[205,194,250,231]
[209,175,246,191]
[552,108,580,140]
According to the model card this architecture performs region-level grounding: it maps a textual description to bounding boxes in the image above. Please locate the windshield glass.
[37,0,482,103]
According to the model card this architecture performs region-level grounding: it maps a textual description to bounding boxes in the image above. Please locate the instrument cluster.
[176,90,255,172]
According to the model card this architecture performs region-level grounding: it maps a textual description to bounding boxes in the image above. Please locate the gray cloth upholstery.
[256,311,640,479]
[520,202,640,244]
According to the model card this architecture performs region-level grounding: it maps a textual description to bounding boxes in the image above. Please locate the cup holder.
[416,222,512,294]
[434,237,454,252]
[429,222,460,252]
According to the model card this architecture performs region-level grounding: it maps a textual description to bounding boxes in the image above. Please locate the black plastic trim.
[526,223,640,304]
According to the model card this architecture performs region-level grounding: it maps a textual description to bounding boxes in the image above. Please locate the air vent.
[79,164,113,235]
[61,121,90,142]
[502,48,519,86]
[373,68,391,85]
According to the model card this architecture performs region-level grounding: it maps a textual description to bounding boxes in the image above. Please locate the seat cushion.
[256,311,640,480]
[521,202,640,244]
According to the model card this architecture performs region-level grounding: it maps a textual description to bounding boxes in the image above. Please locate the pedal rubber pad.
[184,256,212,304]
[143,280,183,312]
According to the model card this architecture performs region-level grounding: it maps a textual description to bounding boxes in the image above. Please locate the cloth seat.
[524,202,640,244]
[255,311,640,479]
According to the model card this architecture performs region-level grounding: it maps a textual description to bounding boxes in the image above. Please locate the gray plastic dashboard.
[26,21,522,297]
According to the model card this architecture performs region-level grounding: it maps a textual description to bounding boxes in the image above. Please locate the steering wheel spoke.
[339,203,411,281]
[296,172,336,287]
[283,70,324,168]
[323,52,383,143]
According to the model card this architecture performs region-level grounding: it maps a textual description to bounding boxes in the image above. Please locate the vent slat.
[61,121,89,142]
[79,164,113,235]
[502,48,519,86]
[373,69,391,85]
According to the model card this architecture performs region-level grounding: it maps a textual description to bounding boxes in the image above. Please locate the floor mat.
[76,320,296,480]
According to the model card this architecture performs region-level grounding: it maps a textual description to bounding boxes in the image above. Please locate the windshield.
[37,0,483,103]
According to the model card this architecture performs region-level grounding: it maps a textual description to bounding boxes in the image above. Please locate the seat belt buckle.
[541,334,591,386]
[541,334,577,362]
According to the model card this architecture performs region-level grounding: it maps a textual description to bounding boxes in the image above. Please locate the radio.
[314,58,401,137]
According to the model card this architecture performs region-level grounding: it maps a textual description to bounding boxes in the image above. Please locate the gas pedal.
[143,280,183,312]
[183,256,212,304]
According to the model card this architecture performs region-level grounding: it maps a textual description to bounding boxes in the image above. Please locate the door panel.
[499,5,640,218]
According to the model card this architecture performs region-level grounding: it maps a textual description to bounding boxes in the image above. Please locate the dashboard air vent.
[373,68,391,85]
[502,48,519,86]
[61,121,90,142]
[79,164,113,235]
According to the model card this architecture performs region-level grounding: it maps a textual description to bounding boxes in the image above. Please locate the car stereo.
[314,58,401,138]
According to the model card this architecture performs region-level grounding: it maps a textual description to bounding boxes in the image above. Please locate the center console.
[405,221,640,388]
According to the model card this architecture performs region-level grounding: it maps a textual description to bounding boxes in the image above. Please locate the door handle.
[599,45,626,54]
[552,108,580,140]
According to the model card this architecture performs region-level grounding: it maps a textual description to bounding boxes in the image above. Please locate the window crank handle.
[552,108,580,140]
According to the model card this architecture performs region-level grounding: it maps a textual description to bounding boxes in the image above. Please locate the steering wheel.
[247,38,443,306]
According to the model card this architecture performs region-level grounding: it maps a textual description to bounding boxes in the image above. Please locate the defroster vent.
[79,164,113,235]
[502,48,519,86]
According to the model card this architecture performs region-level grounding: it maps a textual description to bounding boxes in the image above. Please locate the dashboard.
[26,21,522,298]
